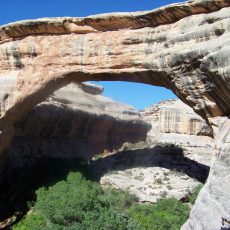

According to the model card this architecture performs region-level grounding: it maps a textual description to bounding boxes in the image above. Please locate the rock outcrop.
[98,99,214,204]
[142,99,212,138]
[6,83,150,164]
[183,117,230,230]
[0,0,230,229]
[142,99,215,165]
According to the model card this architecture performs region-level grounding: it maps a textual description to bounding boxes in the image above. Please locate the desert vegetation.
[0,155,204,229]
[12,170,200,230]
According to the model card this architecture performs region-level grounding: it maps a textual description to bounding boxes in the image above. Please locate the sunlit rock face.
[142,99,212,138]
[99,99,214,205]
[7,83,150,164]
[141,99,215,168]
[0,0,230,229]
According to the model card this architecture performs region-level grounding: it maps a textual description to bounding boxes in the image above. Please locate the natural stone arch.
[0,0,230,126]
[0,0,230,229]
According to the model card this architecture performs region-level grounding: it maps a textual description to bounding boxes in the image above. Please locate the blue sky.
[1,0,179,109]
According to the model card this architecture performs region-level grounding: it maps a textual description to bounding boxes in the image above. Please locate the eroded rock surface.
[142,99,213,138]
[101,167,200,203]
[0,0,230,229]
[6,83,150,164]
[183,117,230,230]
[0,0,230,130]
[143,99,215,165]
[98,99,214,204]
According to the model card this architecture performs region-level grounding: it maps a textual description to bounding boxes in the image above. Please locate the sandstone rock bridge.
[0,0,230,229]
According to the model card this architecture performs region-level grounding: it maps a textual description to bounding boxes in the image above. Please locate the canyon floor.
[90,139,211,204]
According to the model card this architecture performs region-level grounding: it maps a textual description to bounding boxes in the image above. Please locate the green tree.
[129,198,190,230]
[13,172,191,230]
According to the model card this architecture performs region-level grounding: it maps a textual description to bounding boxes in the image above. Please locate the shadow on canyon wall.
[0,144,210,226]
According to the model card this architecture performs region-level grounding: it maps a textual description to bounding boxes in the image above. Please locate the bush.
[13,172,191,230]
[13,172,138,230]
[100,188,138,212]
[13,212,46,230]
[129,198,190,230]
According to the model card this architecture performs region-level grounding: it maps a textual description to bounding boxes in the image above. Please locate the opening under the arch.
[91,81,177,110]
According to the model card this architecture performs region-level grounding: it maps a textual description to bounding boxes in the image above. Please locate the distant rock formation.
[142,99,212,138]
[142,99,215,164]
[6,83,150,165]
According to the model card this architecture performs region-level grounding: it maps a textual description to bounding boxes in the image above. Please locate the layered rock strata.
[6,83,150,165]
[0,0,230,130]
[142,99,212,138]
[142,99,215,165]
[0,0,230,229]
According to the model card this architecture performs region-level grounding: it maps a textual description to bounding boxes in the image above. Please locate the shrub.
[100,188,138,212]
[13,172,138,230]
[129,198,190,230]
[189,184,203,204]
[13,172,191,230]
[13,212,46,230]
[155,178,163,184]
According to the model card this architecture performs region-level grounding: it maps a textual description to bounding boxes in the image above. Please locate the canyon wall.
[6,93,213,206]
[7,83,149,165]
[183,117,230,230]
[0,0,230,229]
[141,99,214,167]
[142,99,212,138]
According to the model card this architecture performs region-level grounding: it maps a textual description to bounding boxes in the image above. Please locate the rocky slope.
[0,0,230,229]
